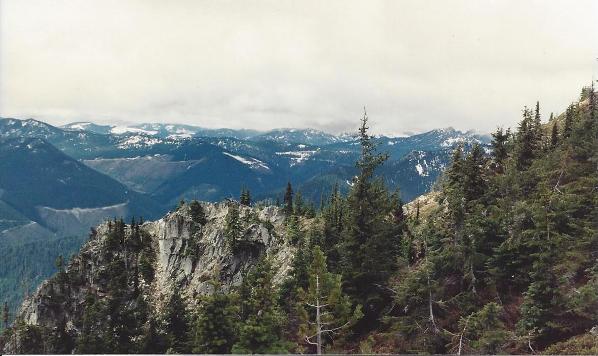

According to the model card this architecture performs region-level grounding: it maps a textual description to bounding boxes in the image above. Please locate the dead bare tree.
[304,275,350,355]
[422,233,439,333]
[457,314,471,355]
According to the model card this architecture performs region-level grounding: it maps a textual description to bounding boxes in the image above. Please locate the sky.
[1,0,597,135]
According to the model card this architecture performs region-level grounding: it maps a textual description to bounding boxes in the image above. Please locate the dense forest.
[0,234,87,331]
[1,84,597,354]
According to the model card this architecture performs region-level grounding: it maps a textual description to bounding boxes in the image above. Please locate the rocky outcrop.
[7,201,294,346]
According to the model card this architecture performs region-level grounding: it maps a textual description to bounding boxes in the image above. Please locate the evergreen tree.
[46,317,75,353]
[452,302,511,354]
[532,101,543,144]
[443,145,466,229]
[299,246,361,354]
[550,121,559,148]
[233,258,289,353]
[163,289,190,353]
[284,182,294,215]
[294,191,305,216]
[392,191,406,225]
[240,188,251,206]
[285,214,302,245]
[517,250,560,348]
[279,235,311,309]
[490,127,510,170]
[515,106,537,170]
[462,143,487,203]
[191,283,239,354]
[189,200,207,224]
[76,293,108,353]
[304,203,317,218]
[225,203,243,251]
[563,104,574,139]
[278,234,312,347]
[340,109,398,331]
[321,183,345,272]
[139,317,167,353]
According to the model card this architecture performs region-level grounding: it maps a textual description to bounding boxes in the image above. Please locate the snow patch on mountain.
[415,163,425,176]
[275,150,317,166]
[117,135,163,149]
[64,122,93,131]
[167,132,193,139]
[223,152,270,171]
[440,136,481,147]
[111,126,158,135]
[407,150,448,178]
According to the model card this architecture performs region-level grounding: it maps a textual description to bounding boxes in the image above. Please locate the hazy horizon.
[1,0,597,135]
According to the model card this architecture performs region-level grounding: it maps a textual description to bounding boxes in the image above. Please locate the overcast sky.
[1,0,597,135]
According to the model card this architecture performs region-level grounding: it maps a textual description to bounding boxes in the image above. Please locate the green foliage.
[455,302,512,354]
[386,87,598,353]
[279,233,311,323]
[225,203,244,252]
[163,289,191,353]
[516,251,561,343]
[339,111,401,330]
[191,284,239,354]
[515,106,543,170]
[139,316,167,353]
[491,127,510,171]
[284,182,294,215]
[240,188,251,206]
[14,323,45,354]
[550,122,559,148]
[0,232,86,329]
[138,247,155,283]
[296,246,362,353]
[76,292,109,353]
[233,258,290,353]
[294,191,305,216]
[189,200,207,224]
[285,214,302,245]
[320,183,345,272]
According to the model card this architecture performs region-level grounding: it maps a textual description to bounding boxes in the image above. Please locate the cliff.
[2,201,295,353]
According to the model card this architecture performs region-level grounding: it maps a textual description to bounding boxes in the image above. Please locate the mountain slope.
[0,137,161,223]
[0,137,164,324]
[3,117,489,205]
[1,201,295,353]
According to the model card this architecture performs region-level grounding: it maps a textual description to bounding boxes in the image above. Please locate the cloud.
[1,0,597,134]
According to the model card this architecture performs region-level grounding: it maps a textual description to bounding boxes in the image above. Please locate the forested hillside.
[374,86,598,354]
[1,85,597,354]
[0,118,484,334]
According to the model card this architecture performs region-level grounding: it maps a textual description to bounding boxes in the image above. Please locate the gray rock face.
[14,201,295,333]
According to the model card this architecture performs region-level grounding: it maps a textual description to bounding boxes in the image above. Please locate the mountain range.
[0,117,491,240]
[4,86,596,354]
[0,116,488,316]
